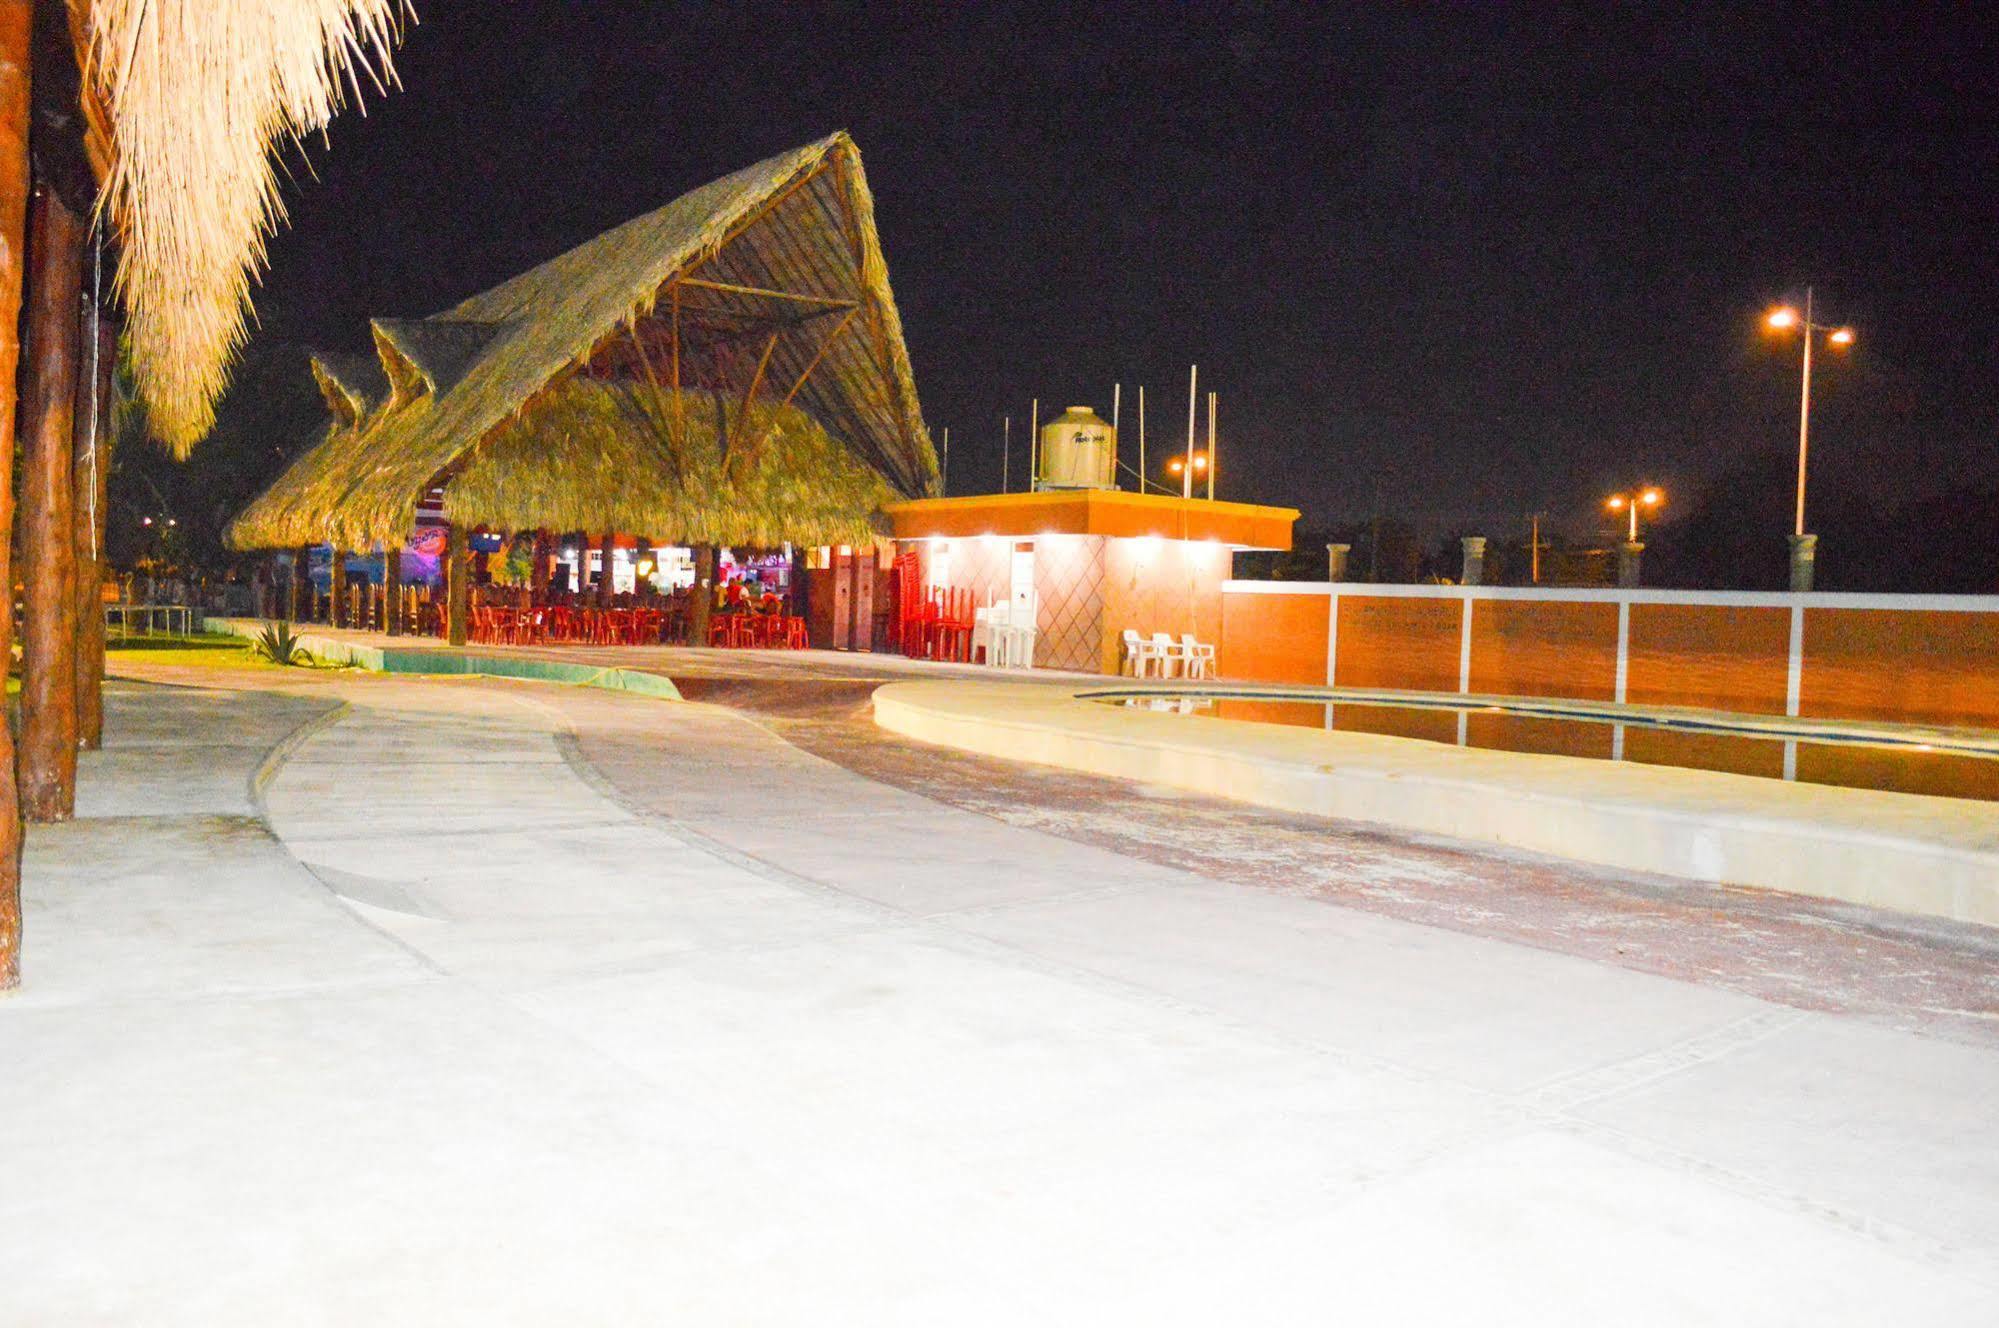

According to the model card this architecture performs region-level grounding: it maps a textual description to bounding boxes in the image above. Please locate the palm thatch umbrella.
[77,0,406,453]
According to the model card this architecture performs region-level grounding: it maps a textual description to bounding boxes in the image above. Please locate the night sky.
[253,1,1999,542]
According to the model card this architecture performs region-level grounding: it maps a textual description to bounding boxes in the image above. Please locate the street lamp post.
[1166,453,1209,487]
[1765,288,1854,591]
[1605,487,1663,588]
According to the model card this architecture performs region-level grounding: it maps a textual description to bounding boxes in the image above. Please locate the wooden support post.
[531,530,551,603]
[0,0,34,989]
[328,547,347,627]
[73,312,113,750]
[19,182,83,823]
[384,547,402,636]
[596,532,615,606]
[690,544,715,647]
[445,523,469,646]
[789,544,809,621]
[852,545,876,653]
[831,547,854,650]
[290,544,310,621]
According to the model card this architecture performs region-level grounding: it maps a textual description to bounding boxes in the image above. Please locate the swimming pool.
[1083,688,1999,804]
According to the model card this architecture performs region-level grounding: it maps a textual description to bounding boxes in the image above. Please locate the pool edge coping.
[872,678,1999,931]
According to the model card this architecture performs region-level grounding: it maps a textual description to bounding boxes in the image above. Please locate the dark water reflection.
[1101,695,1999,804]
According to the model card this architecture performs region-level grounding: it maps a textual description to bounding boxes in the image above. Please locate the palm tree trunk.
[19,180,83,822]
[0,0,33,988]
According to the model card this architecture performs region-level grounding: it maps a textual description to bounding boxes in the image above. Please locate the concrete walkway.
[6,667,1999,1323]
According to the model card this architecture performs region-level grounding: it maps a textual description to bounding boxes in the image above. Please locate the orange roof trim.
[883,490,1296,550]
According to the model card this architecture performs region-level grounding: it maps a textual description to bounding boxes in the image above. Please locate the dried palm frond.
[84,0,406,454]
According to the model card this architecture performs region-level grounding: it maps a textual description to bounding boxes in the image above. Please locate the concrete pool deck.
[874,680,1999,928]
[6,663,1999,1321]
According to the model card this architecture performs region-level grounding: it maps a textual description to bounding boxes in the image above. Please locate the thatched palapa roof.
[309,351,390,428]
[229,130,936,552]
[453,381,895,548]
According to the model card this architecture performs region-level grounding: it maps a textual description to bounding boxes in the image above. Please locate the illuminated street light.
[1605,487,1664,543]
[1166,454,1209,477]
[1764,285,1855,589]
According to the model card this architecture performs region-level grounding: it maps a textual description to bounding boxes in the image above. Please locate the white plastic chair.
[1001,623,1036,669]
[1180,633,1215,680]
[1151,631,1184,679]
[971,606,996,667]
[1121,628,1149,676]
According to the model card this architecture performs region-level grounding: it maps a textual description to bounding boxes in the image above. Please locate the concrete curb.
[247,698,352,820]
[873,680,1999,929]
[207,619,683,702]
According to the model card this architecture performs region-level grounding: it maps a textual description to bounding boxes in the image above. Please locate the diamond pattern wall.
[1032,535,1107,672]
[908,532,1229,674]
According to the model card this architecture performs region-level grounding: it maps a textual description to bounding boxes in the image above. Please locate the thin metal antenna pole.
[1111,382,1120,485]
[1138,386,1146,494]
[1002,416,1010,493]
[1795,285,1813,538]
[1183,365,1197,499]
[1029,398,1039,492]
[1206,391,1216,502]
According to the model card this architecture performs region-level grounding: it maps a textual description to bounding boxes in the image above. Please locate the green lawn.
[104,632,256,653]
[105,634,278,670]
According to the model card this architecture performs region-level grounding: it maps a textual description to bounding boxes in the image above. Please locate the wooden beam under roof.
[677,277,857,310]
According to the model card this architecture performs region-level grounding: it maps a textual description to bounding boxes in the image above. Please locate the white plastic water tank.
[1036,406,1116,489]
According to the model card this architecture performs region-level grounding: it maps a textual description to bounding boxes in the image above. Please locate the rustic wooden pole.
[327,546,347,627]
[690,544,715,646]
[0,0,34,990]
[290,544,310,621]
[530,529,551,604]
[596,532,615,606]
[383,547,402,636]
[445,522,469,646]
[73,310,113,749]
[19,181,83,823]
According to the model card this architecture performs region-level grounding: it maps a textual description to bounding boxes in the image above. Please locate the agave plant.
[252,622,313,667]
